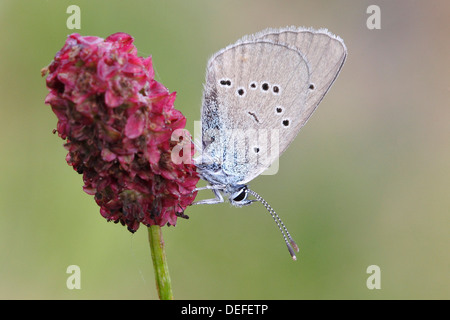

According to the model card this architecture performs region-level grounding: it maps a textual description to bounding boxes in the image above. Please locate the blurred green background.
[0,0,448,299]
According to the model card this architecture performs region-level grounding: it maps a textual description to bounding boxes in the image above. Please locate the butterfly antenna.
[246,188,299,261]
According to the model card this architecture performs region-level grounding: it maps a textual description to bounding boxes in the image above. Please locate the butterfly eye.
[232,188,247,202]
[309,83,315,90]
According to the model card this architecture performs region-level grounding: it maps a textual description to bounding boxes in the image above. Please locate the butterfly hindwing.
[254,27,347,128]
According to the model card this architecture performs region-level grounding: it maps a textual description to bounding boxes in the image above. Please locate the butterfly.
[193,26,347,260]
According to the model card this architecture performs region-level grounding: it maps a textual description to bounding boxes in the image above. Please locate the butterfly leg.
[193,184,225,192]
[191,187,224,205]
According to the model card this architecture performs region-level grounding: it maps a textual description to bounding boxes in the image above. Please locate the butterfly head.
[228,185,254,207]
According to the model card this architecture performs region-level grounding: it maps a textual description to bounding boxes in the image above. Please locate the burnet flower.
[42,32,199,233]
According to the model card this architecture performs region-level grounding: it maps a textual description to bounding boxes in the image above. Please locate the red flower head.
[43,33,199,232]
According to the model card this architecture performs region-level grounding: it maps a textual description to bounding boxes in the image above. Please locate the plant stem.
[148,225,173,300]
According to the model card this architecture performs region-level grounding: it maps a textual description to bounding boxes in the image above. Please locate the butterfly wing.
[201,40,310,184]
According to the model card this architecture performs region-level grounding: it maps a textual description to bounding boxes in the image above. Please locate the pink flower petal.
[101,148,117,162]
[125,110,145,139]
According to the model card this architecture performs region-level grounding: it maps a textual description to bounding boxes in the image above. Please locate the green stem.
[148,225,173,300]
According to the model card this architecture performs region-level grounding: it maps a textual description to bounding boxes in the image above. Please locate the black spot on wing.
[248,112,260,123]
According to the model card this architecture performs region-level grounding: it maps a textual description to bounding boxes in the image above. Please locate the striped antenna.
[245,188,299,260]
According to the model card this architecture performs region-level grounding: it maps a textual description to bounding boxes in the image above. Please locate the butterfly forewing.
[201,41,310,184]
